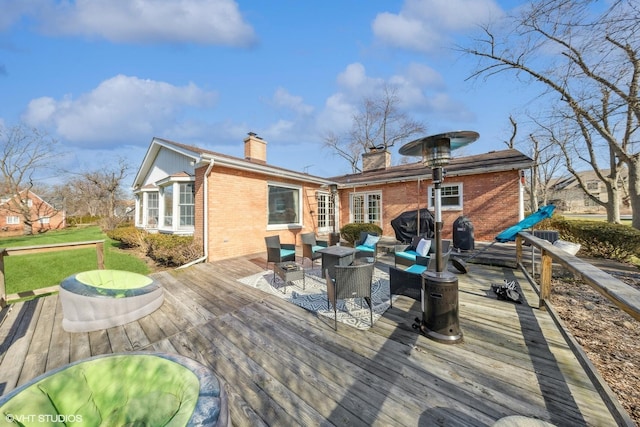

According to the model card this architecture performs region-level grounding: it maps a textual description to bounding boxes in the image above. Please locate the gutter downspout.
[177,159,215,269]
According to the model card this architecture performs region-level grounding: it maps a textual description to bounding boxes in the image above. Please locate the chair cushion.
[416,239,431,257]
[280,249,296,257]
[362,234,380,248]
[405,264,427,275]
[396,250,419,261]
[355,245,375,253]
[311,245,325,253]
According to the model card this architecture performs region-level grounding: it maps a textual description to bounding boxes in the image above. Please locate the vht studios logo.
[5,414,84,423]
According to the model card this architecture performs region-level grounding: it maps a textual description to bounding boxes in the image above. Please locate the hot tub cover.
[59,270,164,332]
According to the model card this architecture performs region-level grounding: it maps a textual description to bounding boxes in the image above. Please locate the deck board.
[0,252,628,426]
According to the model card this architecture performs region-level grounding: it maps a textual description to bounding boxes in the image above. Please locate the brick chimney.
[362,146,390,172]
[244,132,267,164]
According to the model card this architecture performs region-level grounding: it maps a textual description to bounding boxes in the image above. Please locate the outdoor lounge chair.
[393,234,432,267]
[354,231,380,261]
[325,263,375,330]
[265,235,296,269]
[389,245,452,307]
[301,232,328,266]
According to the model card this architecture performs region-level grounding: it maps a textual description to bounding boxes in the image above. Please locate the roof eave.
[201,153,331,186]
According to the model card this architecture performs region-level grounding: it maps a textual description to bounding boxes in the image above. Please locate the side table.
[273,261,305,293]
[316,246,357,279]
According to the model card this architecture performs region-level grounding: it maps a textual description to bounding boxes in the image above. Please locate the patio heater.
[399,130,479,344]
[329,184,340,246]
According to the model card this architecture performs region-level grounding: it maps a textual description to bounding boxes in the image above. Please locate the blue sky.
[0,0,536,185]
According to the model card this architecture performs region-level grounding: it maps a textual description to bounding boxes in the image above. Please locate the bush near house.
[106,226,203,267]
[539,216,640,262]
[340,223,384,246]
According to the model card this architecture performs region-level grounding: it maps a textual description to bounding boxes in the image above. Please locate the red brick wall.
[335,170,520,242]
[0,194,66,236]
[205,165,324,261]
[200,166,521,260]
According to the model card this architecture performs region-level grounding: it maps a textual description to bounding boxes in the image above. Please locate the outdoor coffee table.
[317,245,357,279]
[273,261,305,293]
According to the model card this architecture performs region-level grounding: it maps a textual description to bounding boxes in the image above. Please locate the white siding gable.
[142,147,196,187]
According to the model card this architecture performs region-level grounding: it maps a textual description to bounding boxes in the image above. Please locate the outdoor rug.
[237,266,393,330]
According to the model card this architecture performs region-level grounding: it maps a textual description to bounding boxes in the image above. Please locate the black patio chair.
[265,235,296,271]
[300,232,328,266]
[389,245,452,307]
[325,263,375,330]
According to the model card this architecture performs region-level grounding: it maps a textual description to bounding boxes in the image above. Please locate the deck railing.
[516,232,640,322]
[0,240,105,307]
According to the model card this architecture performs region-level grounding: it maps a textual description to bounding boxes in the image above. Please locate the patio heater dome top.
[399,130,479,167]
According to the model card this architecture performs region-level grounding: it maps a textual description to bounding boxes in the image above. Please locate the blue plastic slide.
[495,205,556,243]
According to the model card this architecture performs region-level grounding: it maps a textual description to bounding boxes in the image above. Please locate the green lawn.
[1,226,150,297]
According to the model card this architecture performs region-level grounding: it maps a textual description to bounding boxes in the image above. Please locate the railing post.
[539,249,553,308]
[516,236,523,264]
[0,249,6,308]
[96,241,105,269]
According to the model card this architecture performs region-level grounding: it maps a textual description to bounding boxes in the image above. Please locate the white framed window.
[316,192,334,232]
[428,183,463,210]
[6,216,19,225]
[179,183,195,226]
[584,194,599,207]
[39,217,50,224]
[586,180,600,191]
[157,179,195,233]
[163,185,173,227]
[147,192,159,227]
[350,191,381,226]
[268,183,301,229]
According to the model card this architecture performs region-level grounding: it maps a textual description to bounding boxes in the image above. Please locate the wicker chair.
[264,236,296,271]
[300,232,328,266]
[389,245,452,308]
[324,263,375,330]
[393,234,431,268]
[354,231,380,261]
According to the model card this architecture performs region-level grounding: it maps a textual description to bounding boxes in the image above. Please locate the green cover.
[76,270,153,290]
[0,354,200,426]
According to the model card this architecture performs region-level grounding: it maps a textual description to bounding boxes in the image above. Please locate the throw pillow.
[416,238,431,257]
[363,234,380,248]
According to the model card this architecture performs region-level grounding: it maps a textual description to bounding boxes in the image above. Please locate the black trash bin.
[453,215,474,251]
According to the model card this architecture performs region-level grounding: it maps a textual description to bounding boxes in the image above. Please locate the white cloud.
[22,74,217,147]
[9,0,256,46]
[316,93,358,135]
[373,0,504,53]
[271,88,314,115]
[318,61,476,136]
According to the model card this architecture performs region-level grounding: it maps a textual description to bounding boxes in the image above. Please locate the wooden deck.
[0,253,628,426]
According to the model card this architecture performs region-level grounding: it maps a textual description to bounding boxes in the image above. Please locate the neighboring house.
[0,190,66,236]
[548,169,631,215]
[132,134,533,261]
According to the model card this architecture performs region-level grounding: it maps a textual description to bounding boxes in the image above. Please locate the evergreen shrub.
[340,223,383,246]
[540,216,640,262]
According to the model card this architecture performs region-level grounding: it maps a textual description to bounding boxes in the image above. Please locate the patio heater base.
[417,271,463,344]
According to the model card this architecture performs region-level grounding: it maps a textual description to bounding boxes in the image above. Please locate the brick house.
[0,190,66,236]
[132,135,533,261]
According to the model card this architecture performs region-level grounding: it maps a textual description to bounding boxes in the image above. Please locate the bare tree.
[80,158,131,220]
[527,130,565,211]
[460,0,640,227]
[0,124,59,235]
[323,84,427,173]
